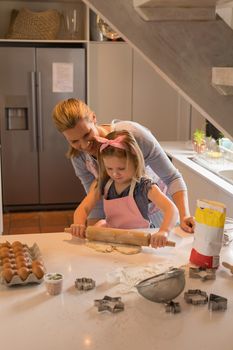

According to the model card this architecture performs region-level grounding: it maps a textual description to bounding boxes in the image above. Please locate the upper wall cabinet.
[88,42,133,124]
[132,51,191,141]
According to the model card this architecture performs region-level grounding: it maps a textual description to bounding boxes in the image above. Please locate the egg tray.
[0,243,45,286]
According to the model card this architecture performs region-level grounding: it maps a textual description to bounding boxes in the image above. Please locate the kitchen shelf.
[0,0,88,42]
[0,0,123,44]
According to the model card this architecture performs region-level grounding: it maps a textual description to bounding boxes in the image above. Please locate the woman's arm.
[172,190,195,233]
[71,180,101,238]
[126,122,194,232]
[147,185,179,248]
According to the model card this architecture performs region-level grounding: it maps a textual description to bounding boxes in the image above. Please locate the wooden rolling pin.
[65,226,176,247]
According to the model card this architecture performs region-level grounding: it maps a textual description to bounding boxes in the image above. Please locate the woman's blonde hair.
[52,98,94,157]
[97,130,145,190]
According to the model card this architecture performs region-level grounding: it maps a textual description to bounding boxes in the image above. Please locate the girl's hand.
[150,230,168,248]
[70,223,86,238]
[180,216,195,233]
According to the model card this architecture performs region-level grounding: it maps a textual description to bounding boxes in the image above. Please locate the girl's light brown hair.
[52,98,94,157]
[97,130,145,190]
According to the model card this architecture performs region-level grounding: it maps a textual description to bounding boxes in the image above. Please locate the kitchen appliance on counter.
[0,46,86,211]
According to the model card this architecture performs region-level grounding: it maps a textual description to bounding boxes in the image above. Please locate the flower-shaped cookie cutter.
[75,277,96,291]
[165,301,181,314]
[184,289,208,305]
[94,295,124,313]
[208,293,227,311]
[189,267,216,281]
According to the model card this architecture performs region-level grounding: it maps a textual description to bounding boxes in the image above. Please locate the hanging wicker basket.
[6,8,61,40]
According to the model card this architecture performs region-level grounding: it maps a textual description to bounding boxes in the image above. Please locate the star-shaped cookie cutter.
[75,277,96,291]
[94,295,124,313]
[189,267,216,281]
[184,289,208,305]
[208,293,227,311]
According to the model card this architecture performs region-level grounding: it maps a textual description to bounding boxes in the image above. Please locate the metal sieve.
[135,268,185,303]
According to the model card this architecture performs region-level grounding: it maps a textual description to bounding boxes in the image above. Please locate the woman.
[52,98,194,232]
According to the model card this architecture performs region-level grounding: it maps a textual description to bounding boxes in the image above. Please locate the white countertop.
[160,141,233,196]
[1,231,233,350]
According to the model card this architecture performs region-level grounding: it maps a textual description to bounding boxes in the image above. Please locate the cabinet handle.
[36,71,43,152]
[30,72,37,152]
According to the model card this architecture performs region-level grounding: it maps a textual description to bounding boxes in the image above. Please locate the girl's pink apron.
[103,179,150,229]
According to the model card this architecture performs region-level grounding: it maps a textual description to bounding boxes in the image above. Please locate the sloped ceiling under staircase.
[82,0,233,139]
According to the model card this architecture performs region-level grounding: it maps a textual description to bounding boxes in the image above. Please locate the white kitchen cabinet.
[88,45,194,139]
[88,42,133,124]
[132,50,191,141]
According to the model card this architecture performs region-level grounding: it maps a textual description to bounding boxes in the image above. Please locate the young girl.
[69,130,178,248]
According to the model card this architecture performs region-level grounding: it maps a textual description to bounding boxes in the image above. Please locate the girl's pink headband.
[95,135,127,153]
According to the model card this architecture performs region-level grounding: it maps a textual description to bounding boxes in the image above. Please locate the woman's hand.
[150,230,169,248]
[70,223,86,238]
[180,216,195,233]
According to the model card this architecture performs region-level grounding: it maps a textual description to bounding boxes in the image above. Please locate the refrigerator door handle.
[30,71,37,152]
[36,71,44,152]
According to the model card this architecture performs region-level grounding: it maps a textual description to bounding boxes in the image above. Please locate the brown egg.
[0,241,11,248]
[17,267,30,281]
[0,246,9,253]
[15,255,26,262]
[2,257,15,265]
[14,252,22,258]
[0,247,12,259]
[12,246,23,254]
[3,262,17,272]
[32,264,44,279]
[12,241,23,247]
[2,268,14,283]
[3,262,13,269]
[16,260,27,269]
[14,245,29,253]
[32,260,44,268]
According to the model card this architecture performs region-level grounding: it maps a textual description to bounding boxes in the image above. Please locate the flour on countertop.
[106,262,176,293]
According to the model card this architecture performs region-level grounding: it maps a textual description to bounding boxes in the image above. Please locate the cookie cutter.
[75,277,96,291]
[189,267,216,281]
[94,295,124,313]
[208,293,227,311]
[184,289,208,305]
[165,301,181,314]
[223,233,233,247]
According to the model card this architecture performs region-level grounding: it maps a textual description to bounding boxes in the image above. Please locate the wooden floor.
[2,210,74,235]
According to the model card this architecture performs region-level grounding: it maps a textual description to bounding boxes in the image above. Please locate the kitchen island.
[1,231,233,350]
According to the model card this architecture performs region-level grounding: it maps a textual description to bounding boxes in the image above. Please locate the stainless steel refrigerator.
[0,46,86,210]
